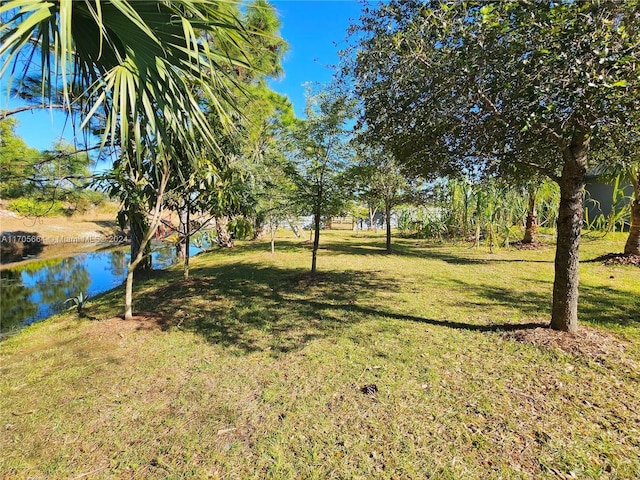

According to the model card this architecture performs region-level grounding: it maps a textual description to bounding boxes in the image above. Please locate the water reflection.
[0,239,210,336]
[1,269,38,332]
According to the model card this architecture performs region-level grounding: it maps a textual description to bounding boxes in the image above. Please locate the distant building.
[584,174,632,230]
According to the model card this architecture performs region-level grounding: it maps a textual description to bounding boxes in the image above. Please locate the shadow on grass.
[133,263,394,354]
[114,228,636,353]
[447,278,553,318]
[320,239,489,265]
[580,284,640,328]
[208,238,307,258]
[451,277,638,329]
[288,299,548,332]
[90,234,636,357]
[128,259,555,355]
[91,220,120,229]
[320,240,553,265]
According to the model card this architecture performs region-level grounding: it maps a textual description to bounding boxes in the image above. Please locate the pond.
[0,239,211,336]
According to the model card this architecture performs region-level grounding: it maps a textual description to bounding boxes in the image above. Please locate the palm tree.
[0,1,252,159]
[1,1,264,320]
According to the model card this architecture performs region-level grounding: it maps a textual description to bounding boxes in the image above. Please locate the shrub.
[7,197,65,217]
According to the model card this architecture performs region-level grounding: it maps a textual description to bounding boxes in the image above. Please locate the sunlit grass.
[1,230,638,478]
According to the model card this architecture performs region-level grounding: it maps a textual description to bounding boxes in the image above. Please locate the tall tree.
[239,85,296,249]
[350,1,640,332]
[215,0,289,246]
[161,0,289,253]
[100,141,171,319]
[1,1,269,320]
[289,88,354,274]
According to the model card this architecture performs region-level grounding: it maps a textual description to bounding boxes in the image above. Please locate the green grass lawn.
[1,230,639,479]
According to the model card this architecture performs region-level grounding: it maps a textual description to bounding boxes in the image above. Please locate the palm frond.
[0,0,256,163]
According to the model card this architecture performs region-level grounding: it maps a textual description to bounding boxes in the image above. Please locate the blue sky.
[1,1,363,160]
[269,1,362,115]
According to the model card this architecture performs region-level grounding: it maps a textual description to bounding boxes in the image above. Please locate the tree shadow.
[446,278,553,318]
[122,230,635,356]
[128,258,555,355]
[90,220,121,230]
[320,240,552,265]
[580,284,640,328]
[200,238,307,259]
[448,277,638,329]
[287,299,548,332]
[319,239,488,265]
[133,263,395,355]
[319,241,392,257]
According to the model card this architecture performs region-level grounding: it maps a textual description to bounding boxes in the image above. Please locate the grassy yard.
[1,230,639,479]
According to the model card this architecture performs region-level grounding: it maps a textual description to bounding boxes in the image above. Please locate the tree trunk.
[311,208,321,274]
[253,213,267,240]
[215,216,234,248]
[289,220,300,238]
[551,133,588,333]
[177,203,188,260]
[369,205,376,231]
[624,178,640,255]
[125,211,162,320]
[254,224,267,240]
[125,219,157,320]
[130,210,152,272]
[523,188,537,244]
[463,190,470,238]
[385,201,392,253]
[123,168,169,320]
[270,219,276,254]
[184,206,190,280]
[124,269,134,320]
[126,120,151,275]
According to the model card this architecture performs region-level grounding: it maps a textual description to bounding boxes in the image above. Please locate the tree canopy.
[349,0,640,332]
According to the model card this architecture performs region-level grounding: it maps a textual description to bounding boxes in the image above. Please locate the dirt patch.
[0,211,123,250]
[510,240,546,250]
[592,252,640,267]
[506,325,635,366]
[88,313,174,336]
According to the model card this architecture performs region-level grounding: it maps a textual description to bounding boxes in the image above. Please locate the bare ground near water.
[0,207,121,242]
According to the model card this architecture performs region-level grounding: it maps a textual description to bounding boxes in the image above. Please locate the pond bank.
[0,237,212,336]
[0,209,124,267]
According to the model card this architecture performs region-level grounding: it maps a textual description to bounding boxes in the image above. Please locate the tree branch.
[0,104,68,120]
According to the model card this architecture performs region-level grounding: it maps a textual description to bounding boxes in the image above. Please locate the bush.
[7,197,65,217]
